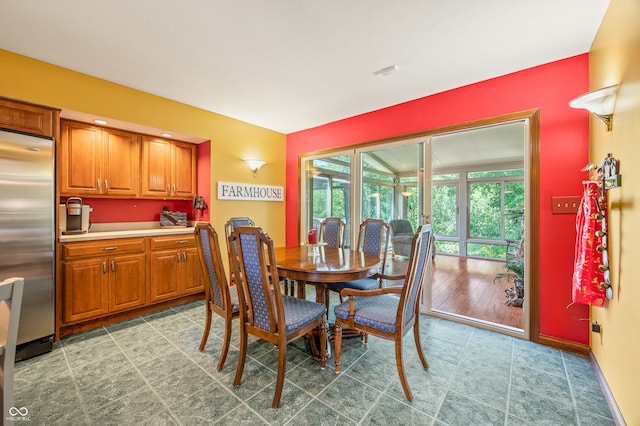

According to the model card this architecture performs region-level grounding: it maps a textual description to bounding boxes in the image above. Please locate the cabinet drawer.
[149,235,195,251]
[63,238,146,260]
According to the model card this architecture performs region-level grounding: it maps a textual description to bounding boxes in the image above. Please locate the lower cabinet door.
[149,250,181,303]
[62,258,109,323]
[109,253,146,312]
[181,247,205,294]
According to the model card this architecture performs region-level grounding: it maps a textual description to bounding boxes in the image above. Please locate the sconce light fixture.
[401,191,412,197]
[245,159,266,177]
[569,84,619,132]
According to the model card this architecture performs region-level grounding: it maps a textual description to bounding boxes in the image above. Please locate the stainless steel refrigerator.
[0,129,55,360]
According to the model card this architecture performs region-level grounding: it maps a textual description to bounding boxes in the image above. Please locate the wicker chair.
[389,219,414,257]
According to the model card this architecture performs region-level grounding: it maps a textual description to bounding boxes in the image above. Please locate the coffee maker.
[59,197,91,235]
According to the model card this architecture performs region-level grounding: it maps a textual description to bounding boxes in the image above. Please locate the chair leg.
[199,303,212,351]
[413,319,429,370]
[395,339,413,401]
[320,318,327,369]
[325,287,330,313]
[217,316,233,371]
[233,324,248,388]
[272,343,287,409]
[334,324,342,373]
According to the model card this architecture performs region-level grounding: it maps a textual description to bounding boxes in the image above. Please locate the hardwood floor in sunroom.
[430,254,524,330]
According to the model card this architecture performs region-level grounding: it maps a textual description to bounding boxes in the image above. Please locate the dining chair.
[229,226,327,409]
[194,223,240,371]
[319,217,346,248]
[1,277,24,421]
[325,218,391,313]
[334,224,433,401]
[224,217,255,283]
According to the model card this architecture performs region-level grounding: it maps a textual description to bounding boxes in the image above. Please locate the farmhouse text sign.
[218,181,284,201]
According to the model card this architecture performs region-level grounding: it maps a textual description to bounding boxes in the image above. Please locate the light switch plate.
[551,196,580,214]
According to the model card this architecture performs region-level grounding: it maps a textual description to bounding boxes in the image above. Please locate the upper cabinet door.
[141,136,197,199]
[172,141,197,199]
[141,136,173,198]
[102,128,140,197]
[61,120,141,197]
[0,97,55,137]
[60,121,102,196]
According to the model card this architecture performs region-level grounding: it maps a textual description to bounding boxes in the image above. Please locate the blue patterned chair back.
[320,217,345,248]
[195,223,231,311]
[225,217,256,261]
[399,224,433,326]
[357,219,390,272]
[230,226,282,333]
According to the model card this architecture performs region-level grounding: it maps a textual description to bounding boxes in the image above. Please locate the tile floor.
[14,296,615,425]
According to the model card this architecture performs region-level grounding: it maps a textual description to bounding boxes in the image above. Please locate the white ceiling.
[0,1,609,134]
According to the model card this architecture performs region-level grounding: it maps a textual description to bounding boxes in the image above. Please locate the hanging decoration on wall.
[572,154,620,305]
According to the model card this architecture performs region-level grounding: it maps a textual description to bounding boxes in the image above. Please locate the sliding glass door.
[300,138,427,249]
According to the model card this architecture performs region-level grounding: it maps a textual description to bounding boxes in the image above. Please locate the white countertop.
[59,224,196,243]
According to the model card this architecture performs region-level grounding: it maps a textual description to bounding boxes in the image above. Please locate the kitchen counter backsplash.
[59,221,199,242]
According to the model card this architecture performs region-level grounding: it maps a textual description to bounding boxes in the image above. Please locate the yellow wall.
[0,49,286,249]
[588,0,640,424]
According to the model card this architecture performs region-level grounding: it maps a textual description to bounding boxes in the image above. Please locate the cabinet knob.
[104,179,109,192]
[111,260,115,272]
[167,184,171,194]
[97,179,101,192]
[173,184,176,195]
[177,251,181,263]
[103,261,107,274]
[183,251,187,262]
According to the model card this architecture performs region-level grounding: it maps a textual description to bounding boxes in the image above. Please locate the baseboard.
[538,334,589,356]
[590,352,627,426]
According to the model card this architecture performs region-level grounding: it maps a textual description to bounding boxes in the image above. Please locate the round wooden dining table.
[274,245,380,285]
[274,245,380,360]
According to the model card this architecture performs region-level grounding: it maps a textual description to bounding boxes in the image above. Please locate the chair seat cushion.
[334,295,399,332]
[281,295,326,333]
[330,277,380,291]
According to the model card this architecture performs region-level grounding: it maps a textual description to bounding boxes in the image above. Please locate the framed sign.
[218,181,284,201]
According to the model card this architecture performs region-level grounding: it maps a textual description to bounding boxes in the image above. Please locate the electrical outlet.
[551,196,581,214]
[591,322,601,333]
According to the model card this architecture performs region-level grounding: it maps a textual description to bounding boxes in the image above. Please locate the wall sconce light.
[245,159,266,177]
[401,191,412,197]
[569,84,619,132]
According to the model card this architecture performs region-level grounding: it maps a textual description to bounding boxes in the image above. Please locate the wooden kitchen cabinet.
[61,238,146,323]
[141,136,196,199]
[0,97,56,137]
[60,120,140,197]
[148,235,204,303]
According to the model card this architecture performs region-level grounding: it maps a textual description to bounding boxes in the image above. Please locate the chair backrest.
[396,225,433,328]
[224,217,256,276]
[194,223,233,313]
[319,217,345,248]
[1,277,24,421]
[356,218,390,272]
[228,226,283,335]
[389,219,414,236]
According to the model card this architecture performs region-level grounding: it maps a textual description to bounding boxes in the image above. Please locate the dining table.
[274,244,381,360]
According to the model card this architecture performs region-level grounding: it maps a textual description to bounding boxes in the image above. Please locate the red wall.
[65,140,212,223]
[286,55,591,344]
